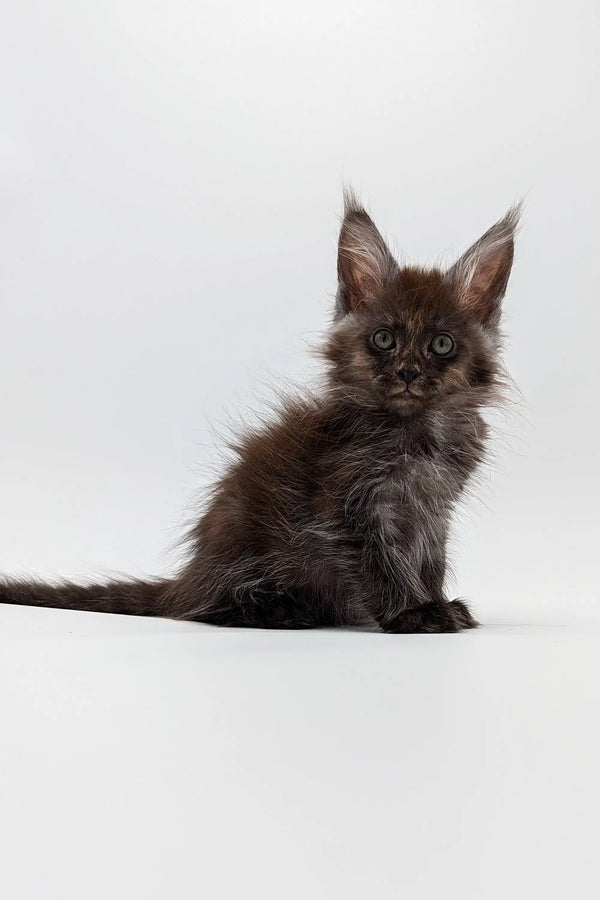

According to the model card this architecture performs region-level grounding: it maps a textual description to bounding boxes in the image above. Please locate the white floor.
[1,605,599,900]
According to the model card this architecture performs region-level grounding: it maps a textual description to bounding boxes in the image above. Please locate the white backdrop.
[1,0,598,624]
[2,4,600,900]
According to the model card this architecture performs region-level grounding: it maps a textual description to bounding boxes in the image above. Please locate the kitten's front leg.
[416,546,479,632]
[384,540,478,633]
[364,553,478,634]
[419,551,447,604]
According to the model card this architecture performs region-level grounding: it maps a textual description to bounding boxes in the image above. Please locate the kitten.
[0,193,519,632]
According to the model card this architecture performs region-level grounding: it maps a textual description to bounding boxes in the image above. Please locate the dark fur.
[0,193,519,633]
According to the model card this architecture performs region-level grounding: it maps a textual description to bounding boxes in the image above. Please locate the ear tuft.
[335,189,398,318]
[447,203,522,327]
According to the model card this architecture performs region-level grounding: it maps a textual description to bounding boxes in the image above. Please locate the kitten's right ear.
[335,190,398,318]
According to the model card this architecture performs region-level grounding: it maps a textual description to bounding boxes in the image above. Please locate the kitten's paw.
[381,599,479,634]
[447,598,479,630]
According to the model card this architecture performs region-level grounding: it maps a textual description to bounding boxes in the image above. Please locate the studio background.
[1,3,599,899]
[1,1,598,624]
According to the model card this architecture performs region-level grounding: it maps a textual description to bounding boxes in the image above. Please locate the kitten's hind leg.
[192,583,325,630]
[240,585,324,630]
[381,599,479,634]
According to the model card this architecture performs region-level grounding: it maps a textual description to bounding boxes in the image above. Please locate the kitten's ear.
[447,204,522,328]
[336,190,398,318]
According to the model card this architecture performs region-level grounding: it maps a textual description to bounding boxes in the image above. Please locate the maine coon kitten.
[0,193,519,633]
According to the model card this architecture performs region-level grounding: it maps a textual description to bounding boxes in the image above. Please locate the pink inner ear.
[456,240,514,325]
[348,254,384,302]
[463,256,505,318]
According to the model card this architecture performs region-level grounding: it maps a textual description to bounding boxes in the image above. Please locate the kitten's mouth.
[380,379,428,407]
[393,388,425,401]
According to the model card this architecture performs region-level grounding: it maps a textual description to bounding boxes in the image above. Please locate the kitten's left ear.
[447,204,522,328]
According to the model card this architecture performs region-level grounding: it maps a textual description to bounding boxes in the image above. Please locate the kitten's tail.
[0,577,173,618]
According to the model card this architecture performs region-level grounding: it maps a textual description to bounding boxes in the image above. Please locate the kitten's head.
[324,191,520,416]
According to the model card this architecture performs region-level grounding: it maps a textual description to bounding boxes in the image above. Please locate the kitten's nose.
[397,367,421,385]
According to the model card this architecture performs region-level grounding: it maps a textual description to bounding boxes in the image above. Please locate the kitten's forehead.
[377,266,459,330]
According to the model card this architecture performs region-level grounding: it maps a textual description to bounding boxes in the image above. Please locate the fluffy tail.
[0,577,173,617]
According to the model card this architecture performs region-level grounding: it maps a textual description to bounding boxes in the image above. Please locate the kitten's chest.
[364,427,472,536]
[321,409,484,532]
[372,450,456,521]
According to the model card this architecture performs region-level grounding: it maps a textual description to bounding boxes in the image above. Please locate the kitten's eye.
[372,329,396,351]
[430,333,455,356]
